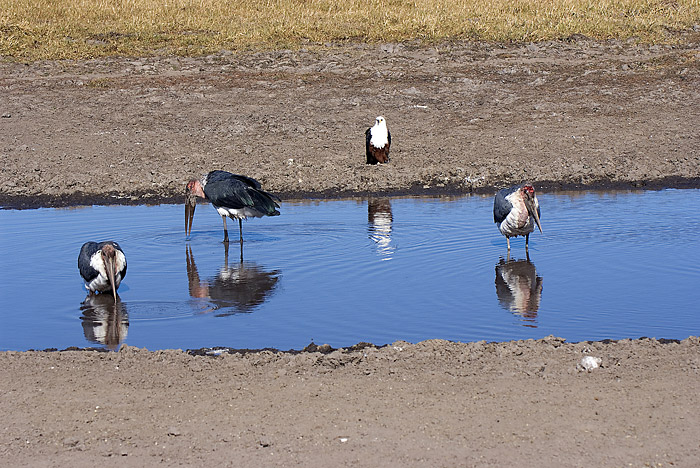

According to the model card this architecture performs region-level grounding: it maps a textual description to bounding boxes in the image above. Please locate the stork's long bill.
[100,244,119,302]
[522,185,543,234]
[185,179,204,236]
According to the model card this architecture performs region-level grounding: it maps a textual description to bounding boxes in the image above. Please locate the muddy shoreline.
[2,38,699,210]
[1,176,700,210]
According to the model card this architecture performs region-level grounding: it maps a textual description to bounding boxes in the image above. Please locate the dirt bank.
[1,37,699,208]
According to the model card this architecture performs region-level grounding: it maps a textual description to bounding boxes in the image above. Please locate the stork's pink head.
[186,179,205,199]
[521,184,536,200]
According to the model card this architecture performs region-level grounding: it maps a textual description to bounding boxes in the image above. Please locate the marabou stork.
[78,241,127,301]
[365,116,391,164]
[185,170,280,244]
[493,183,543,252]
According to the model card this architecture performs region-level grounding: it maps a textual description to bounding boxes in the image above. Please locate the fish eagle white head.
[365,116,391,164]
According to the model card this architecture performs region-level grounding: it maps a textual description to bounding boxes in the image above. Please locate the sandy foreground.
[0,338,698,467]
[1,37,700,466]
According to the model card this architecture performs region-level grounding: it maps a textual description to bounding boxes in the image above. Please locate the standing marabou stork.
[493,183,543,252]
[185,170,280,244]
[365,116,391,164]
[78,241,127,301]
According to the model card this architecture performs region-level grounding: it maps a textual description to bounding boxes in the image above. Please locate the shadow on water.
[186,243,280,316]
[368,198,395,260]
[494,254,543,328]
[80,294,129,350]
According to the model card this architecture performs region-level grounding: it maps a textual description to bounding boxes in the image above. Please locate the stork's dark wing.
[493,188,513,224]
[387,129,391,147]
[206,177,280,216]
[78,242,100,282]
[365,127,372,152]
[207,170,263,190]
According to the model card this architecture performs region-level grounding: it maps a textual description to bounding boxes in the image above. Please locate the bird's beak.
[105,256,118,302]
[525,199,543,234]
[185,193,196,237]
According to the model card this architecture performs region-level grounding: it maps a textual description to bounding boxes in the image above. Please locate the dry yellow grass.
[2,0,699,60]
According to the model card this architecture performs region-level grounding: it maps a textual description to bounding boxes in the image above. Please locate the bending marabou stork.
[78,241,127,301]
[365,116,391,164]
[185,170,280,244]
[493,183,543,252]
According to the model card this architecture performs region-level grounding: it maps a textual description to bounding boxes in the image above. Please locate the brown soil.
[2,38,700,466]
[2,338,699,466]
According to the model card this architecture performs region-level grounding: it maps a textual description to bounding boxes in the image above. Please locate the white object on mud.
[578,356,603,372]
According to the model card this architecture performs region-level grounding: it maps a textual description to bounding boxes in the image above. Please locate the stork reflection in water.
[495,254,543,327]
[80,294,129,350]
[368,198,395,260]
[186,243,280,316]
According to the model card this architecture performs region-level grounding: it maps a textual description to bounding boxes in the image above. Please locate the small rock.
[578,356,603,372]
[63,437,80,447]
[258,437,272,447]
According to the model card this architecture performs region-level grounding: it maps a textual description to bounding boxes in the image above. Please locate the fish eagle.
[365,116,391,164]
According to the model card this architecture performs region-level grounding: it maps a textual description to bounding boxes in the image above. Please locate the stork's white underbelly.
[215,205,266,220]
[498,215,536,238]
[498,192,535,238]
[86,275,124,293]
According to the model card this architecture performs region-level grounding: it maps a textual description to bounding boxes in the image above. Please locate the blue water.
[1,190,699,351]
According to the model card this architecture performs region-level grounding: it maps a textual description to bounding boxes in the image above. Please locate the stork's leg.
[238,218,243,244]
[525,233,530,252]
[506,237,511,252]
[221,216,229,244]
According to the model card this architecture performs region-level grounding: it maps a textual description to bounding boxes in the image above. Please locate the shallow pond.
[1,190,699,351]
